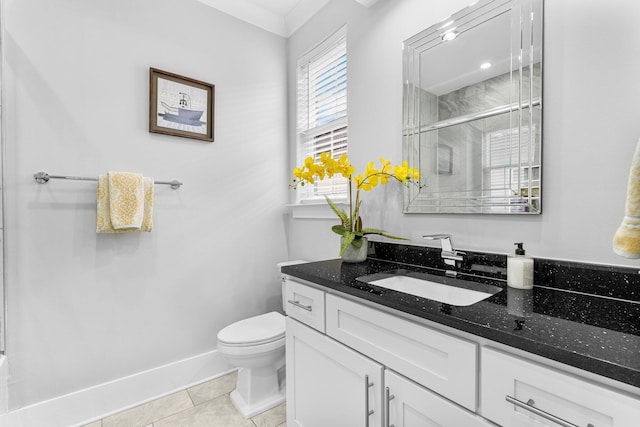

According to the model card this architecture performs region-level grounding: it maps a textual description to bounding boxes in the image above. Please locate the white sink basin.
[358,270,502,306]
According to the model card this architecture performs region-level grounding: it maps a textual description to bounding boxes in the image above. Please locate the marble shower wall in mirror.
[403,0,543,214]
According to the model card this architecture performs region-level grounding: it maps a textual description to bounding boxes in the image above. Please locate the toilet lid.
[218,312,285,346]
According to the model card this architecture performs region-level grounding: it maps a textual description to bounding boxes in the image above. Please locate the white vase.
[341,237,368,263]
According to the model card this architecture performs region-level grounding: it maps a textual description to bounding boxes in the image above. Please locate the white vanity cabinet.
[284,277,640,427]
[480,347,640,427]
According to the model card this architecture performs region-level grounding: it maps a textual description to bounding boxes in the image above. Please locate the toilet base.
[230,366,286,418]
[230,388,285,418]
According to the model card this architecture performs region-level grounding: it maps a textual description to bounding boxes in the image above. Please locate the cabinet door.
[385,370,494,427]
[481,347,640,427]
[286,317,384,427]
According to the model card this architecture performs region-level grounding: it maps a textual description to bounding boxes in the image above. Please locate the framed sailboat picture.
[149,68,214,142]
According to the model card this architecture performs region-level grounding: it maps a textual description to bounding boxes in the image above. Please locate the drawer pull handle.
[385,386,395,427]
[365,375,374,426]
[287,300,312,311]
[505,395,593,427]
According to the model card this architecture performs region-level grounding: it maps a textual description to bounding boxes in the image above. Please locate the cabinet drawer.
[326,294,478,411]
[480,347,640,427]
[284,279,325,333]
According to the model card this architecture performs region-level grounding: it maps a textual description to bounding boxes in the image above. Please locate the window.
[483,126,537,200]
[296,27,348,202]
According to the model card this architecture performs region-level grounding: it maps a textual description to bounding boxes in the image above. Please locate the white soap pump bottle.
[507,242,534,289]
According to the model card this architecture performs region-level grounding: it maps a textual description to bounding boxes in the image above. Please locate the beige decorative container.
[341,237,368,263]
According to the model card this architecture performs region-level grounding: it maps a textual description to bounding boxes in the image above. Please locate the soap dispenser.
[507,242,534,289]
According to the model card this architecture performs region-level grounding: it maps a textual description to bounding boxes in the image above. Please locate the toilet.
[217,260,307,418]
[217,311,286,417]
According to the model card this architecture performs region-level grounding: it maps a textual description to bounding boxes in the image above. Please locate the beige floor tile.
[102,391,193,427]
[80,421,102,427]
[251,403,286,427]
[275,423,287,427]
[154,394,254,427]
[187,371,238,405]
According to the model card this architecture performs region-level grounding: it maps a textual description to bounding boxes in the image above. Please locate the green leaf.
[378,232,410,241]
[350,237,363,248]
[331,225,347,236]
[339,232,356,256]
[359,227,409,241]
[325,196,350,229]
[360,227,387,234]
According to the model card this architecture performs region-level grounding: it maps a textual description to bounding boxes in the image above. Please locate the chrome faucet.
[423,234,466,267]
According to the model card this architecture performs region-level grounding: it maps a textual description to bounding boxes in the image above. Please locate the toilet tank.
[277,260,308,310]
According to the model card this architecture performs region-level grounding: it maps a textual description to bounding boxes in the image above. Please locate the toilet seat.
[218,336,285,358]
[217,311,285,347]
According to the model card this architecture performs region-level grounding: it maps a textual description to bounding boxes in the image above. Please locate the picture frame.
[149,68,215,142]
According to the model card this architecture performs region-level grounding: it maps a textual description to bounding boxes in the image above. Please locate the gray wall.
[4,0,288,408]
[287,0,640,267]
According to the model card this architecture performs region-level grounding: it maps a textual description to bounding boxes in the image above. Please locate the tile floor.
[81,371,287,427]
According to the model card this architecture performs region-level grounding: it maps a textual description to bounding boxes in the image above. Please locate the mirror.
[403,0,543,214]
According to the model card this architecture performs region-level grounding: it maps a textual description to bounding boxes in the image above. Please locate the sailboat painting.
[149,68,215,142]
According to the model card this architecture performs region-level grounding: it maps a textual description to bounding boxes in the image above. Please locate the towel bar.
[33,171,183,189]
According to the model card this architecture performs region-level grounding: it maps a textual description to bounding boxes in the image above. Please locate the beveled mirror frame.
[403,0,543,214]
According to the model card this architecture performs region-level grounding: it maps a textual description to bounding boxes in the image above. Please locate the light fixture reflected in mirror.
[441,31,458,41]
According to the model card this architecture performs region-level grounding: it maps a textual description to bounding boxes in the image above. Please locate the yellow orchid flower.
[290,153,421,259]
[319,152,336,177]
[379,157,392,173]
[311,163,325,180]
[335,154,354,178]
[394,161,410,182]
[355,173,373,191]
[360,162,379,189]
[409,167,420,181]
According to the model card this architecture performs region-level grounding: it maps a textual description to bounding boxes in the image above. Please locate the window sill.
[286,200,349,219]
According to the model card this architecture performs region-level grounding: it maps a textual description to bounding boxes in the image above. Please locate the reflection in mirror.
[403,0,543,214]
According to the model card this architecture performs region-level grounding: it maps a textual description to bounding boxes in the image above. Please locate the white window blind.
[483,127,532,197]
[296,27,348,202]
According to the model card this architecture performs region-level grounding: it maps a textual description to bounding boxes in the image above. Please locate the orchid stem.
[348,176,353,232]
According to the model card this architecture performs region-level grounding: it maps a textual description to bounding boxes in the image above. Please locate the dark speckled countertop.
[281,242,640,390]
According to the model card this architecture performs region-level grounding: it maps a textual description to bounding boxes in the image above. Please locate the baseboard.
[7,350,233,427]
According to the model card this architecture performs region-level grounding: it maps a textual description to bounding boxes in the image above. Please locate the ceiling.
[195,0,380,38]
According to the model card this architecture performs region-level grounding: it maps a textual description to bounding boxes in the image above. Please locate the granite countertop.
[281,246,640,390]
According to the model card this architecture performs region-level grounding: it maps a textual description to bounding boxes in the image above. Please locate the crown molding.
[195,0,331,37]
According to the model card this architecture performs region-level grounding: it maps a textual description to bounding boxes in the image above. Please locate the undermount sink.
[357,269,502,306]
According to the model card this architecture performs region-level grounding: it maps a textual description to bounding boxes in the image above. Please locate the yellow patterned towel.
[96,174,154,233]
[613,138,640,258]
[108,172,144,229]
